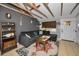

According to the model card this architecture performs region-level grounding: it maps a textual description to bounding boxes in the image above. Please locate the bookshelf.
[0,22,17,54]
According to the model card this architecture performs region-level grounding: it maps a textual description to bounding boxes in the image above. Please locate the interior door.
[60,19,76,42]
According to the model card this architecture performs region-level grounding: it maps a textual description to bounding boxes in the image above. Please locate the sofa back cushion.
[21,30,39,37]
[33,31,39,36]
[43,31,50,35]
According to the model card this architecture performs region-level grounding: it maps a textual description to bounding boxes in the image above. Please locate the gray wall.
[76,16,79,44]
[0,6,39,42]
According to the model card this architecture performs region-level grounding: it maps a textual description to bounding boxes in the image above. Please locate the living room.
[0,3,79,56]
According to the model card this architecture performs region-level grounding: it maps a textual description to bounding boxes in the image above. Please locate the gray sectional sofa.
[19,30,40,47]
[19,30,57,47]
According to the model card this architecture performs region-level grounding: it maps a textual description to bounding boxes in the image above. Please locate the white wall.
[39,18,77,42]
[58,18,77,42]
[39,20,60,40]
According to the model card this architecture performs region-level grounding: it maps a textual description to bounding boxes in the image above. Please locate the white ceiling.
[36,3,79,21]
[0,3,79,22]
[31,3,79,22]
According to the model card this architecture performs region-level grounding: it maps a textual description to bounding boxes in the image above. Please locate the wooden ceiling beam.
[32,3,40,9]
[22,3,28,10]
[16,3,34,17]
[30,3,40,11]
[9,4,42,18]
[61,3,63,16]
[22,3,43,19]
[27,3,48,18]
[10,3,31,15]
[0,3,34,18]
[70,3,79,14]
[11,3,43,19]
[17,3,28,10]
[43,3,54,17]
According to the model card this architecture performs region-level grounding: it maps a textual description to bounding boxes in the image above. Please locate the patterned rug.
[16,47,29,56]
[16,42,58,56]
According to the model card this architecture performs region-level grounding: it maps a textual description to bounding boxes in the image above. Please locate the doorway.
[60,18,76,42]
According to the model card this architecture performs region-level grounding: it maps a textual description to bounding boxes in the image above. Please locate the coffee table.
[27,42,58,56]
[36,35,53,52]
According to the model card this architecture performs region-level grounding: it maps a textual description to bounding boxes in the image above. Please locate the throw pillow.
[33,32,38,36]
[25,34,31,39]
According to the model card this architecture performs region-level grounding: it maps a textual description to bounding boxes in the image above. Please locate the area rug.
[16,42,58,56]
[16,47,29,56]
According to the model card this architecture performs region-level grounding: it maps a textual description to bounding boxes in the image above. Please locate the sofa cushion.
[25,34,31,39]
[33,32,38,36]
[19,30,39,47]
[48,34,57,42]
[26,32,34,37]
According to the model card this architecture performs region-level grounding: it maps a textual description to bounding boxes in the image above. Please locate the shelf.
[0,22,17,55]
[2,25,15,27]
[2,36,15,40]
[2,30,15,32]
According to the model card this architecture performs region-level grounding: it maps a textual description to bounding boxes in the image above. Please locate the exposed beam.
[43,3,54,17]
[27,3,48,18]
[30,3,40,11]
[16,3,34,17]
[22,3,28,10]
[10,3,31,14]
[32,3,40,9]
[22,3,43,19]
[0,3,34,18]
[11,3,43,19]
[61,3,63,16]
[17,3,28,10]
[70,3,79,14]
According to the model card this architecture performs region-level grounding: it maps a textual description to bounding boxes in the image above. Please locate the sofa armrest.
[49,34,57,42]
[19,34,32,47]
